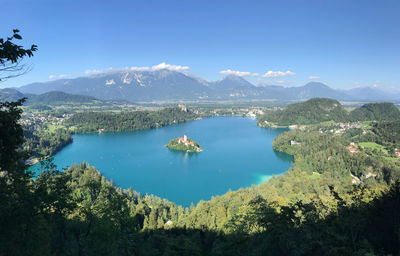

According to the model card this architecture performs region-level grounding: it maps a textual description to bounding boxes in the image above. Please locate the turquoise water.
[34,117,292,206]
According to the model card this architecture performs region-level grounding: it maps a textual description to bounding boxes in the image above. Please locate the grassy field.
[360,122,373,130]
[358,142,386,151]
[309,172,321,179]
[47,123,69,132]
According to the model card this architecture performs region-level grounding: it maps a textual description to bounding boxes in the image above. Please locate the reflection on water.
[167,148,199,164]
[273,150,294,163]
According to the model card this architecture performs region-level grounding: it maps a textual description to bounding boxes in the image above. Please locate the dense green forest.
[258,98,349,126]
[371,120,400,147]
[1,98,400,255]
[349,102,400,122]
[4,161,400,256]
[23,127,72,158]
[273,122,400,182]
[65,107,198,133]
[258,98,400,127]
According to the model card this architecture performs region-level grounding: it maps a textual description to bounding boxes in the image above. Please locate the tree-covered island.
[166,134,202,152]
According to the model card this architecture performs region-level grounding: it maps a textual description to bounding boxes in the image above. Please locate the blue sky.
[1,0,399,90]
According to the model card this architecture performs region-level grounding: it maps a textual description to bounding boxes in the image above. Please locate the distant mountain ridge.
[0,88,25,102]
[12,69,400,102]
[0,88,99,105]
[345,87,400,102]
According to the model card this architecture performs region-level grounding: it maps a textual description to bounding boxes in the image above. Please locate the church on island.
[166,133,202,153]
[177,134,195,147]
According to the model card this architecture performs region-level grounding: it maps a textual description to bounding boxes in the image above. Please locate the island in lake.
[166,134,202,152]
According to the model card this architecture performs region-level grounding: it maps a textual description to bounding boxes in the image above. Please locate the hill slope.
[25,91,98,105]
[0,88,25,102]
[0,89,100,105]
[349,102,400,121]
[258,99,400,126]
[258,98,348,126]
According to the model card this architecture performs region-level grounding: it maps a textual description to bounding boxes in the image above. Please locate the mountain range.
[7,69,400,102]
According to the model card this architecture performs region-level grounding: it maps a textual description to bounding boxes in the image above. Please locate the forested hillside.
[4,161,399,255]
[0,89,100,105]
[23,128,72,158]
[25,91,98,105]
[65,107,198,133]
[349,102,400,121]
[258,98,348,126]
[0,88,25,102]
[258,98,400,127]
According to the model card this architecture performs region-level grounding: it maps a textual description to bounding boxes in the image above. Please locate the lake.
[37,116,292,206]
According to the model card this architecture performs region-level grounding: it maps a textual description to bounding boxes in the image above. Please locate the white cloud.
[308,75,320,80]
[152,62,190,71]
[85,69,102,75]
[256,80,292,87]
[49,74,67,79]
[262,70,295,78]
[252,73,259,77]
[82,63,189,76]
[131,63,191,72]
[219,69,251,77]
[130,66,151,71]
